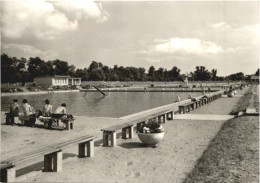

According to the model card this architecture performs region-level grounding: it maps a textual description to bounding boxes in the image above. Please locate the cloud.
[1,0,108,39]
[150,38,223,55]
[210,22,260,46]
[2,42,57,60]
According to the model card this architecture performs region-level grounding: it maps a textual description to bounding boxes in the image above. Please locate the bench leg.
[137,121,145,132]
[122,128,127,139]
[1,166,16,182]
[87,140,94,157]
[179,107,182,114]
[65,121,73,130]
[129,126,134,138]
[53,151,62,172]
[167,112,173,120]
[103,132,109,147]
[70,122,73,130]
[159,114,166,123]
[44,154,53,171]
[44,122,49,128]
[79,143,87,157]
[44,151,62,172]
[111,132,117,147]
[187,106,190,112]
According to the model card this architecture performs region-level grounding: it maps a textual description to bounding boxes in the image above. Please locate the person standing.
[8,99,19,125]
[42,99,52,117]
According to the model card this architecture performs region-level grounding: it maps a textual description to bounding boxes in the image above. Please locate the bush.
[137,121,164,134]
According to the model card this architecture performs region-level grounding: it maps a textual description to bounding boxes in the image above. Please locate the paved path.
[175,114,235,121]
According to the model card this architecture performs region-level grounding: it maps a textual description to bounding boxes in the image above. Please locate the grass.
[230,85,255,115]
[184,85,259,183]
[184,116,259,183]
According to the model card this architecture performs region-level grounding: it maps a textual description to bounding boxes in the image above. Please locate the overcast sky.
[1,1,259,76]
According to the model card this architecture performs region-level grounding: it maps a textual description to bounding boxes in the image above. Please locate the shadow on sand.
[120,142,154,149]
[2,123,65,131]
[16,153,76,177]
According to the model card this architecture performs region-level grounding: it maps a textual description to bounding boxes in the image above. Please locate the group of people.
[8,98,67,126]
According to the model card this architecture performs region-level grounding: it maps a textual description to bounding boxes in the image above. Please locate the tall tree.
[52,59,69,75]
[194,66,211,81]
[169,66,181,81]
[27,57,45,79]
[211,69,217,81]
[148,66,155,81]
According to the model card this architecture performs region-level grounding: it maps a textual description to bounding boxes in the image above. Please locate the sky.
[1,0,259,76]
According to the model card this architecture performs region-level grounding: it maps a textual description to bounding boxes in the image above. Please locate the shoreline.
[1,89,80,97]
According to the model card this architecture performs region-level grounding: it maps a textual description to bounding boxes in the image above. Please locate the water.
[1,92,203,118]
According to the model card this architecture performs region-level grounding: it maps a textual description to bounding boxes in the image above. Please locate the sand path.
[1,87,250,182]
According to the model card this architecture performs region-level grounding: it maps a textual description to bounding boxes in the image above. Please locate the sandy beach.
[0,87,253,182]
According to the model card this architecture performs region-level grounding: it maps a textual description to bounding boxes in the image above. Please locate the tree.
[157,68,165,81]
[68,64,76,77]
[27,57,45,79]
[169,66,181,81]
[138,67,146,81]
[256,69,259,76]
[211,69,217,81]
[194,66,211,81]
[52,59,69,75]
[148,66,155,81]
[226,72,245,81]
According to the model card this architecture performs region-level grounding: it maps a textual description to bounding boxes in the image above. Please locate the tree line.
[1,53,258,83]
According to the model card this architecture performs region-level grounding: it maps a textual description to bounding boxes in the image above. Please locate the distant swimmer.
[176,95,181,102]
[188,94,192,99]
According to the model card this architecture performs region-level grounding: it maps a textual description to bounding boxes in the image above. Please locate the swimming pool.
[1,91,203,118]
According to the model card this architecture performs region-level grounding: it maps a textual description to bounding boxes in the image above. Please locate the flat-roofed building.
[34,75,81,87]
[247,74,259,83]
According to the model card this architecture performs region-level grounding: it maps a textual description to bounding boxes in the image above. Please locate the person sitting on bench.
[20,99,36,127]
[43,99,52,117]
[8,99,20,125]
[50,103,67,127]
[21,99,33,116]
[188,94,197,102]
[51,103,67,119]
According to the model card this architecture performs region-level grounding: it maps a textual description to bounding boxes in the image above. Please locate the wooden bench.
[41,117,75,130]
[0,135,95,182]
[101,110,174,147]
[18,115,36,127]
[199,98,207,105]
[5,113,16,125]
[178,102,196,114]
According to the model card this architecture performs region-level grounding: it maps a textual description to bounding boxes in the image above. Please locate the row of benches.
[178,93,222,114]
[1,91,223,182]
[5,114,75,131]
[102,110,174,147]
[101,92,223,147]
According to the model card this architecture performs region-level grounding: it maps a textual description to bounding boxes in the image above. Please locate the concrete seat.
[0,135,96,182]
[101,110,174,147]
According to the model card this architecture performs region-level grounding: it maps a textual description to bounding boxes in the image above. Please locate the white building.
[34,75,81,87]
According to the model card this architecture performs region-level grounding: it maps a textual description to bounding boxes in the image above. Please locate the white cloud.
[2,42,57,59]
[210,22,260,46]
[150,38,223,55]
[1,0,107,39]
